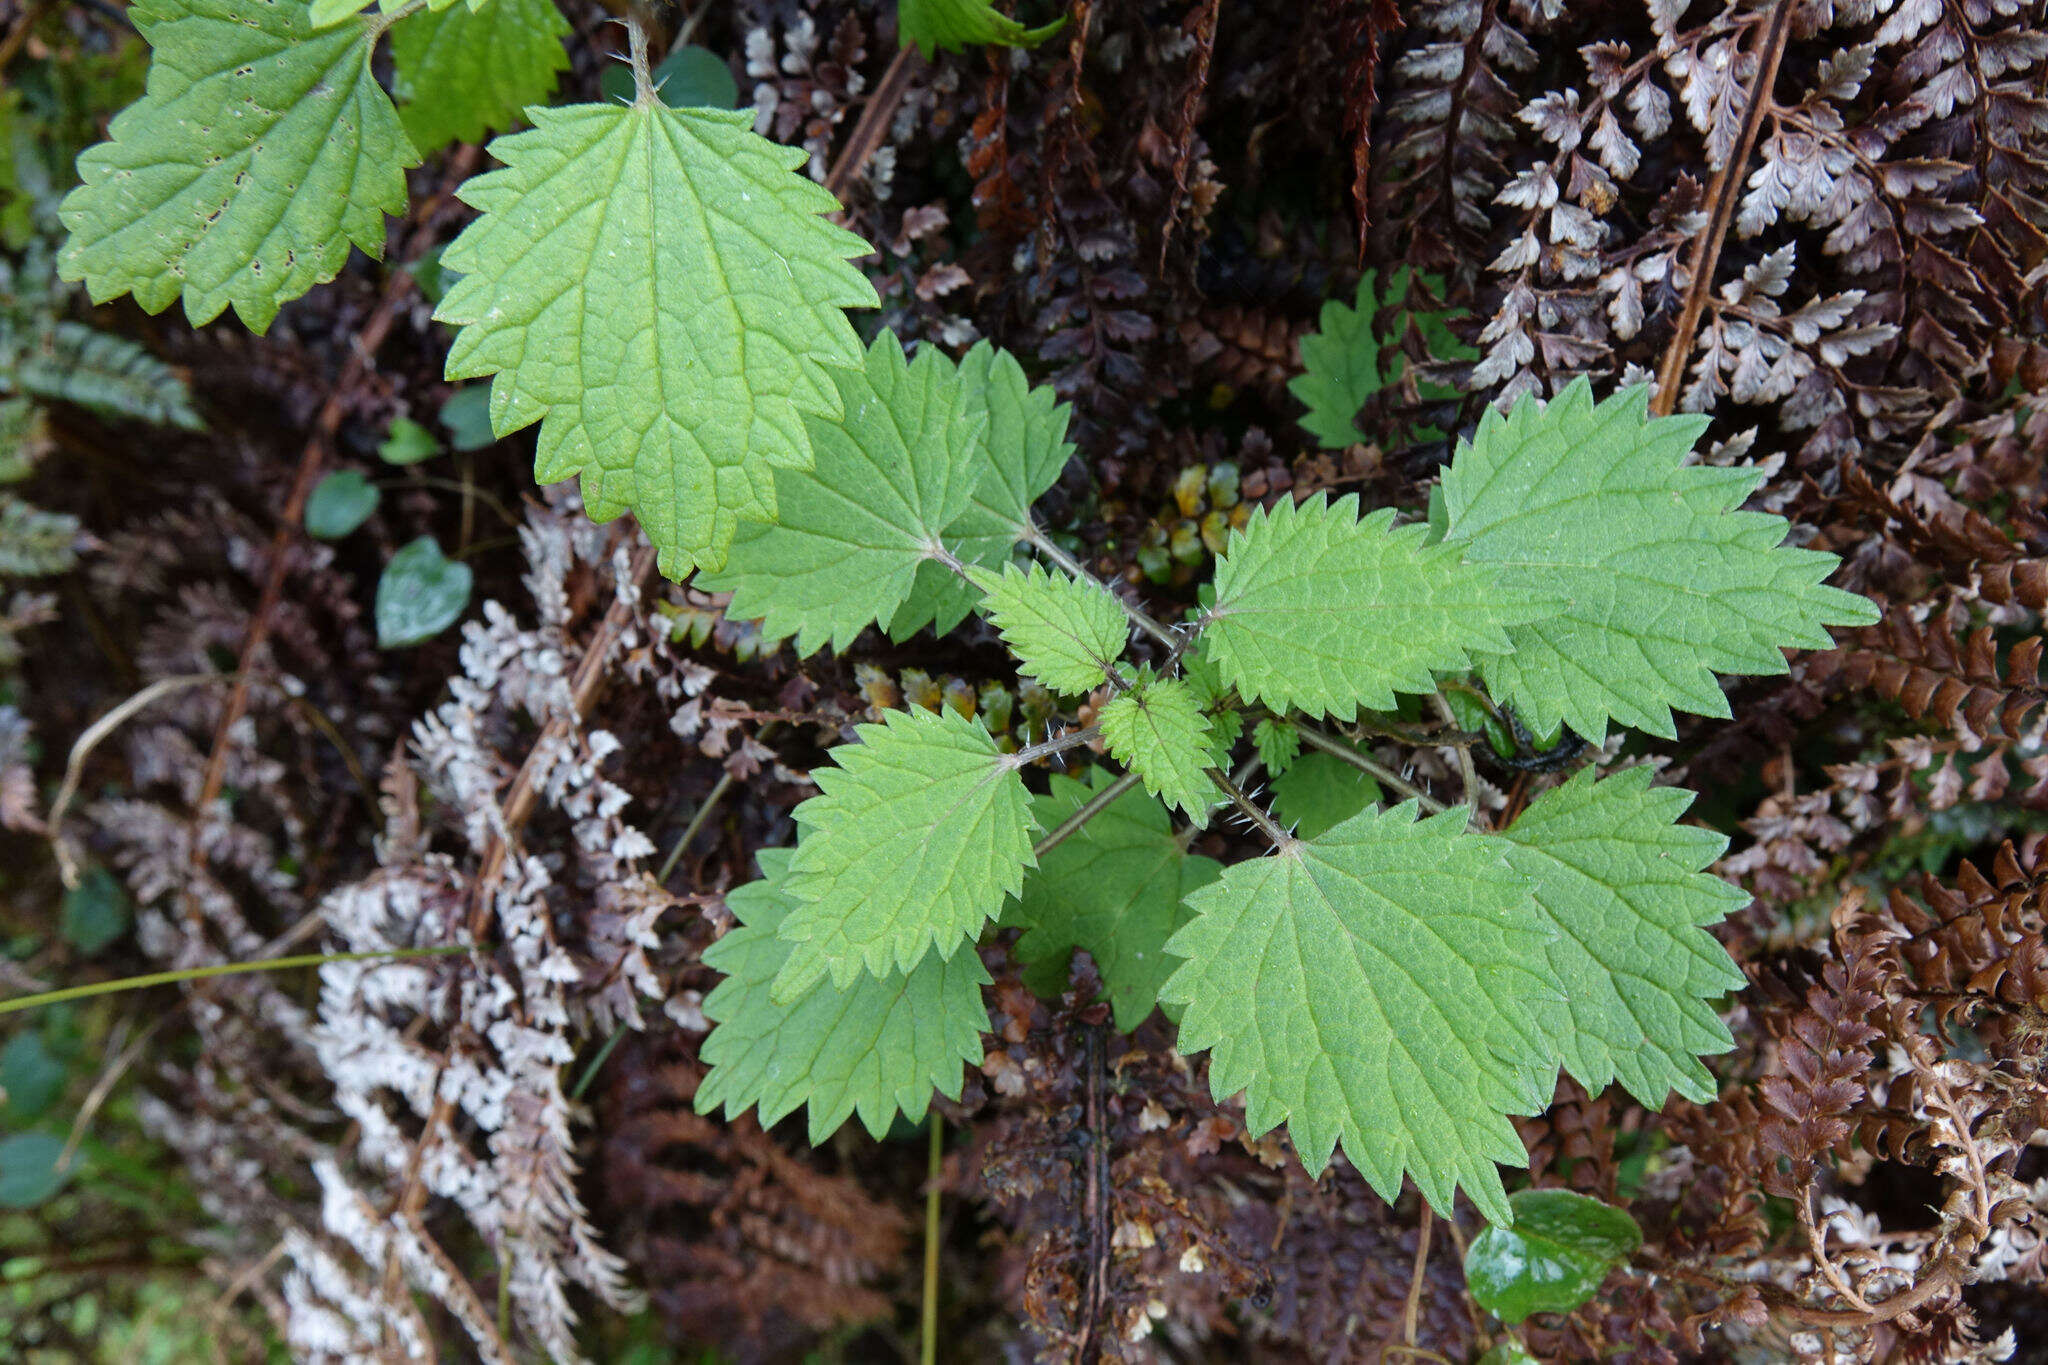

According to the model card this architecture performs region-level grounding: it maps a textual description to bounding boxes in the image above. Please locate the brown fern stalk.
[1651,1,1795,416]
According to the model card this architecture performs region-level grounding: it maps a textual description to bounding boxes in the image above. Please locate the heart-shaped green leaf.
[304,470,380,540]
[376,536,472,648]
[1464,1188,1642,1323]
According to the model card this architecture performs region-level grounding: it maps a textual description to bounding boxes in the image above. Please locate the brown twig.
[1401,1204,1434,1346]
[192,144,482,845]
[1650,1,1794,415]
[825,43,925,203]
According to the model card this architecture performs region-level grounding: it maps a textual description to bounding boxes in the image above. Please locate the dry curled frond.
[1808,603,2046,743]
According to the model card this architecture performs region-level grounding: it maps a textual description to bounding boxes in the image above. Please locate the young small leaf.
[1,1032,67,1123]
[1162,803,1558,1224]
[376,536,472,647]
[437,386,495,452]
[698,335,985,654]
[0,1133,70,1209]
[1291,268,1404,449]
[1439,380,1879,740]
[1464,1189,1642,1323]
[898,0,1065,59]
[60,865,132,956]
[973,561,1128,694]
[1202,494,1556,722]
[1251,717,1301,775]
[1270,748,1381,839]
[1012,770,1222,1030]
[58,0,419,332]
[1100,677,1217,823]
[304,470,380,539]
[389,0,569,154]
[433,102,879,575]
[772,707,1036,998]
[599,45,740,110]
[1500,767,1747,1105]
[698,849,989,1143]
[887,342,1073,641]
[378,416,442,465]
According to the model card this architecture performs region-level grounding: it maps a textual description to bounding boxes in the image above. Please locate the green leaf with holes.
[58,0,419,332]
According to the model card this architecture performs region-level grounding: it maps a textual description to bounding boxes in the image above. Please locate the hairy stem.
[1009,724,1101,768]
[1025,521,1178,650]
[1206,765,1291,849]
[626,11,655,104]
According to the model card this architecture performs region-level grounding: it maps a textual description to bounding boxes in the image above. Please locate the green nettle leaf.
[376,535,472,647]
[1440,380,1879,741]
[433,101,879,575]
[1251,717,1301,775]
[1290,268,1406,450]
[1203,494,1557,722]
[304,469,380,539]
[58,0,419,333]
[1013,770,1222,1030]
[1100,677,1217,823]
[1162,803,1558,1224]
[698,336,984,654]
[898,0,1065,59]
[772,706,1037,999]
[389,0,569,154]
[888,341,1073,641]
[1464,1188,1642,1323]
[1500,767,1747,1105]
[698,849,990,1142]
[1270,748,1382,840]
[973,562,1127,695]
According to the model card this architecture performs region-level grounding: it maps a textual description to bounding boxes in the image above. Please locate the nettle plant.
[53,0,1878,1228]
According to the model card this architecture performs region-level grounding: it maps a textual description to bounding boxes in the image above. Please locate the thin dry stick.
[1649,1,1794,415]
[193,144,483,834]
[920,1114,943,1365]
[58,1015,167,1172]
[1401,1205,1434,1346]
[1430,692,1480,813]
[825,43,925,202]
[48,673,226,887]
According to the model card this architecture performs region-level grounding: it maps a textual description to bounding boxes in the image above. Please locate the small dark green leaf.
[376,537,472,648]
[1271,748,1381,839]
[0,1132,71,1209]
[437,386,497,452]
[377,416,442,466]
[0,1033,66,1123]
[599,46,740,109]
[303,470,380,540]
[1464,1189,1643,1324]
[60,865,130,956]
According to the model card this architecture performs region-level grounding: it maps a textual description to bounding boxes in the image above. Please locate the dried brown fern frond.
[1808,603,2046,742]
[1871,833,2048,1018]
